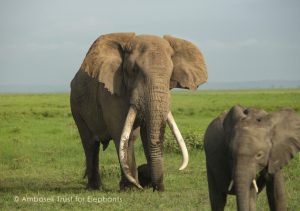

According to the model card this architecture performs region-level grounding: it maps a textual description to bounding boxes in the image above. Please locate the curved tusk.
[252,179,258,193]
[167,112,189,170]
[119,106,143,189]
[228,180,234,191]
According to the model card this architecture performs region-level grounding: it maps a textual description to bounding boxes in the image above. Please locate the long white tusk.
[167,112,189,170]
[228,180,234,191]
[252,179,258,193]
[119,106,143,189]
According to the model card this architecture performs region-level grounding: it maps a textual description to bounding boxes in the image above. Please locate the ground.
[0,89,300,210]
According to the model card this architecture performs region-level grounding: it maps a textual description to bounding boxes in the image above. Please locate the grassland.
[0,89,300,210]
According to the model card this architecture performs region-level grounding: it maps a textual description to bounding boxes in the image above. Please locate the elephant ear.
[163,35,208,90]
[223,105,246,134]
[267,108,300,174]
[80,32,135,95]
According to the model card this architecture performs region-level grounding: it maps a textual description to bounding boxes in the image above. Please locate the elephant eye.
[255,151,264,159]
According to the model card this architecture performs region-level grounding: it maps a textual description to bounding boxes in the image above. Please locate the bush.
[164,129,204,153]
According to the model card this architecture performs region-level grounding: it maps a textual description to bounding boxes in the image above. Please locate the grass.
[0,89,300,210]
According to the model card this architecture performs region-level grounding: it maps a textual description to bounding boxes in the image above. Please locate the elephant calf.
[204,105,300,211]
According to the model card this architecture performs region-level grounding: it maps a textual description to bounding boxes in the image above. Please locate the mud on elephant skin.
[204,105,300,211]
[70,32,207,191]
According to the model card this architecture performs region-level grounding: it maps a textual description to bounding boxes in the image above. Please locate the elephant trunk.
[119,74,188,190]
[146,88,169,191]
[234,162,255,211]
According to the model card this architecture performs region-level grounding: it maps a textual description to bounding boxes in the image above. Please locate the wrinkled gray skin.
[138,164,152,188]
[204,105,300,211]
[70,32,207,191]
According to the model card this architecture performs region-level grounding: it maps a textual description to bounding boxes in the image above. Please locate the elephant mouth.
[119,105,189,189]
[228,174,264,194]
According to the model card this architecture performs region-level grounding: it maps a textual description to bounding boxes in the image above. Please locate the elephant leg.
[113,128,139,190]
[206,165,227,211]
[72,112,101,189]
[266,170,287,211]
[140,124,151,164]
[138,124,152,188]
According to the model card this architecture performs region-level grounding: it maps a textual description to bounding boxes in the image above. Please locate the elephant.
[138,164,152,188]
[204,105,300,211]
[70,32,207,191]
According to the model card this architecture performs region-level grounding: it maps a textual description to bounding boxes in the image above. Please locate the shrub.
[164,129,204,153]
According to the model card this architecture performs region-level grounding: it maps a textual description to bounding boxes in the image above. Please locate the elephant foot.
[152,183,165,192]
[119,180,141,191]
[86,184,102,190]
[138,164,152,188]
[137,164,164,191]
[86,176,102,190]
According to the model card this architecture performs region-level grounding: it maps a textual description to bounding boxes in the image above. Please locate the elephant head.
[224,105,300,210]
[80,32,207,190]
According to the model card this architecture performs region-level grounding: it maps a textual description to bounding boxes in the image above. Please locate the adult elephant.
[70,32,207,191]
[204,105,300,211]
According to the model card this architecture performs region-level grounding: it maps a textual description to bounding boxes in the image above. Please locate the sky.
[0,0,299,90]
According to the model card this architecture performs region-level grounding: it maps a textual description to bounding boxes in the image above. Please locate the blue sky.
[0,0,299,89]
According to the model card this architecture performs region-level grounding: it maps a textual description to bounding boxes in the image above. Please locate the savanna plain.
[1,89,300,210]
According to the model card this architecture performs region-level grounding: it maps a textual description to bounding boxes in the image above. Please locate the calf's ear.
[267,108,300,174]
[223,105,246,133]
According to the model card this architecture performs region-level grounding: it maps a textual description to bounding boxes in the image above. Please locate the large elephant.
[204,105,300,211]
[70,32,207,191]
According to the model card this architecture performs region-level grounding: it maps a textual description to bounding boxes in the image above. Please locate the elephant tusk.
[167,112,189,170]
[252,179,258,193]
[119,106,143,190]
[228,180,234,191]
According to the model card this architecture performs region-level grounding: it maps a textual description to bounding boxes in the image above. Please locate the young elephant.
[204,105,300,211]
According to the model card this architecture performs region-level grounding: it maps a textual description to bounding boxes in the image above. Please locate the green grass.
[1,89,300,210]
